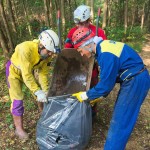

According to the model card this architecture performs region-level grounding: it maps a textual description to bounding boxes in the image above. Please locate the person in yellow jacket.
[5,29,60,140]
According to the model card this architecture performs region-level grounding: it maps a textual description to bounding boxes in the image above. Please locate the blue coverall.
[87,40,150,150]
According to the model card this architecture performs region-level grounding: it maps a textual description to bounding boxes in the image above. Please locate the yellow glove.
[90,97,103,106]
[72,92,88,102]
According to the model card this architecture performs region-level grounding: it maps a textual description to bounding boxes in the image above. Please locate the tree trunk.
[0,0,14,52]
[102,0,108,29]
[118,0,123,26]
[90,0,94,23]
[141,2,145,29]
[54,0,59,10]
[0,27,9,59]
[108,0,112,26]
[11,0,19,25]
[124,0,128,34]
[68,0,73,22]
[22,0,32,36]
[129,0,136,36]
[147,0,150,31]
[86,0,90,6]
[44,0,50,27]
[60,0,65,41]
[49,0,53,27]
[7,0,17,32]
[131,0,135,26]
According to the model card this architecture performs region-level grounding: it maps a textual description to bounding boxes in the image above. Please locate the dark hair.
[77,18,92,25]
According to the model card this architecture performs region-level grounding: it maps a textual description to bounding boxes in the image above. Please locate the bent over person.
[72,27,150,150]
[64,5,107,118]
[5,29,60,140]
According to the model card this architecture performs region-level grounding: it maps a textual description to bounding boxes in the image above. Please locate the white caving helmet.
[38,29,59,53]
[74,5,91,24]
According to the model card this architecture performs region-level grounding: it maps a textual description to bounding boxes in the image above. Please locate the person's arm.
[19,46,40,93]
[64,27,77,48]
[64,39,74,48]
[98,28,107,40]
[87,53,119,100]
[38,58,52,92]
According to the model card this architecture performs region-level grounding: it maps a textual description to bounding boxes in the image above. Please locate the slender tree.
[22,0,32,36]
[11,0,19,25]
[49,0,53,27]
[44,0,50,27]
[60,0,65,39]
[124,0,128,34]
[102,0,108,29]
[7,0,17,32]
[107,0,112,26]
[90,0,94,22]
[131,0,136,26]
[68,0,73,22]
[54,0,59,11]
[0,28,9,57]
[86,0,90,6]
[0,0,14,52]
[146,0,150,31]
[141,2,145,29]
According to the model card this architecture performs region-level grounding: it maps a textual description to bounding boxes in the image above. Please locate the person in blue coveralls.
[72,27,150,150]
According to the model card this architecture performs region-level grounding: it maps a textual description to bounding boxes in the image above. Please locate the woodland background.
[0,0,150,149]
[0,0,150,57]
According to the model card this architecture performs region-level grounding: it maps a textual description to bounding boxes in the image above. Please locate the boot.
[37,102,43,113]
[13,115,29,140]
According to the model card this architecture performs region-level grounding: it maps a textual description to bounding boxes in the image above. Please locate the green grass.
[126,41,143,53]
[0,54,5,71]
[5,113,13,124]
[22,85,37,110]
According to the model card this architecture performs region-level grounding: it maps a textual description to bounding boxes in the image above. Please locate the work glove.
[72,91,88,102]
[34,90,47,102]
[90,97,103,106]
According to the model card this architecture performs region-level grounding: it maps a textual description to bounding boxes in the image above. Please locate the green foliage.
[0,55,5,71]
[127,26,146,41]
[126,42,143,53]
[0,102,3,109]
[9,124,14,129]
[25,100,36,111]
[5,113,13,124]
[106,26,146,41]
[105,26,146,52]
[22,85,36,110]
[106,26,145,41]
[16,23,32,44]
[29,0,43,7]
[106,26,125,41]
[3,100,11,108]
[30,19,41,37]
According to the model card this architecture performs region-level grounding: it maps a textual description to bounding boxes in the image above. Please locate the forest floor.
[0,35,150,150]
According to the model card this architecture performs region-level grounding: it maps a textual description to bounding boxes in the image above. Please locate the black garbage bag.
[36,95,92,150]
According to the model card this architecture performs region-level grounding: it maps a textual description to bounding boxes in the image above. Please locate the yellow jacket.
[11,40,52,93]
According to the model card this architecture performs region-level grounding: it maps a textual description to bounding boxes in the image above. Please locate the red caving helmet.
[72,27,95,48]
